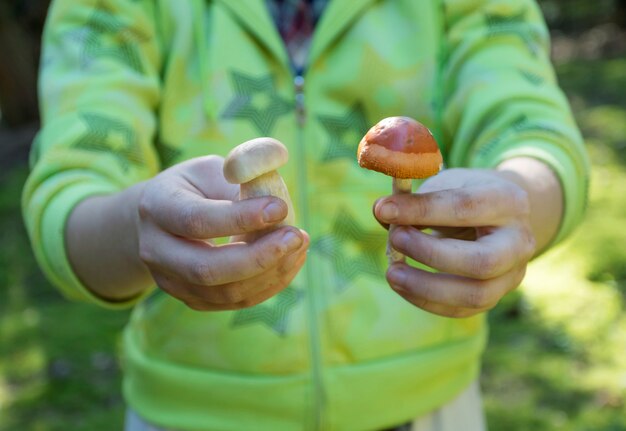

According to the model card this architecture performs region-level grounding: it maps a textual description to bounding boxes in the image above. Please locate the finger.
[155,248,307,311]
[395,297,486,318]
[174,155,240,201]
[386,263,527,312]
[151,272,229,311]
[226,249,307,309]
[142,183,289,239]
[389,225,534,280]
[372,198,431,232]
[372,199,390,230]
[185,244,307,306]
[374,184,529,227]
[141,226,308,286]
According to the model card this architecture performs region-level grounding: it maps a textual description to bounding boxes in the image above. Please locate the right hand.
[136,155,309,311]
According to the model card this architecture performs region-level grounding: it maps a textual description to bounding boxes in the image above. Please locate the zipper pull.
[294,74,306,126]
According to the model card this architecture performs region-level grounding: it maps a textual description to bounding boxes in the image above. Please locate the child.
[23,0,589,429]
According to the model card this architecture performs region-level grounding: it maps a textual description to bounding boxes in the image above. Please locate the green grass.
[0,168,130,430]
[1,58,625,430]
[483,58,626,431]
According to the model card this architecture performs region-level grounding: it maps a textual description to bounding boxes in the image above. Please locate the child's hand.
[136,156,309,311]
[373,168,537,318]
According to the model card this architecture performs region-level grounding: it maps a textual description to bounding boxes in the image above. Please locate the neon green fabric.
[23,0,589,430]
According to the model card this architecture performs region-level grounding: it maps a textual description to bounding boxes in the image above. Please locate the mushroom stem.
[388,178,412,264]
[392,178,412,195]
[240,171,295,227]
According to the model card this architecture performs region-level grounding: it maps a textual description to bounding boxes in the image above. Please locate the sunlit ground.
[483,58,626,430]
[1,59,625,430]
[0,167,129,429]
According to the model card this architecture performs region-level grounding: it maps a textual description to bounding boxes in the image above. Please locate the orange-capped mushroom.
[357,116,442,179]
[357,116,443,263]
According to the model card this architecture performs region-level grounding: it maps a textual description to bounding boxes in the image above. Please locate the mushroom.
[357,116,443,263]
[223,137,295,240]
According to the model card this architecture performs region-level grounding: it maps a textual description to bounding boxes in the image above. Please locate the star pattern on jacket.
[73,112,144,171]
[221,71,293,136]
[519,69,545,86]
[231,287,303,336]
[317,102,369,163]
[485,9,539,56]
[155,140,181,167]
[73,0,148,72]
[311,209,386,292]
[476,113,565,160]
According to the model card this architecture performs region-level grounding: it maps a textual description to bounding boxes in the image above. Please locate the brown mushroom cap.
[224,137,289,184]
[357,117,443,179]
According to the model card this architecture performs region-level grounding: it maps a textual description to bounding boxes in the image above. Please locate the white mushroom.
[223,138,295,238]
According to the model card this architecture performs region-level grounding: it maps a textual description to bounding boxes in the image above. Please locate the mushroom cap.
[357,116,443,179]
[223,137,289,184]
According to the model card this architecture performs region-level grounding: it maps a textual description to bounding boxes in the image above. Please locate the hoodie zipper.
[294,72,326,431]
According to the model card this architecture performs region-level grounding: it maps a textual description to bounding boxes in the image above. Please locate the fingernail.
[263,202,285,223]
[378,201,398,221]
[387,265,407,286]
[283,230,303,251]
[392,228,409,248]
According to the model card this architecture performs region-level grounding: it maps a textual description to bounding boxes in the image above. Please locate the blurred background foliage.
[1,0,625,430]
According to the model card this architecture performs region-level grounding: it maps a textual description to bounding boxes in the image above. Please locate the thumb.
[174,155,240,201]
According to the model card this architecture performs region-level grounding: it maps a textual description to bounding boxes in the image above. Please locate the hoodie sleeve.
[22,0,162,308]
[440,0,590,247]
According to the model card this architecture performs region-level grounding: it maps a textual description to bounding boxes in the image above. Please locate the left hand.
[373,168,537,318]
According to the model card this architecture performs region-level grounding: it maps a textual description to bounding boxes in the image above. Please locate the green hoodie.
[23,0,589,430]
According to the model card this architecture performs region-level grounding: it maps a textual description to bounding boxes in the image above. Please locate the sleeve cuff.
[39,180,155,309]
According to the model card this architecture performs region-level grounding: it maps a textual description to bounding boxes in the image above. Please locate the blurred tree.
[617,0,626,27]
[0,0,49,128]
[537,0,625,31]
